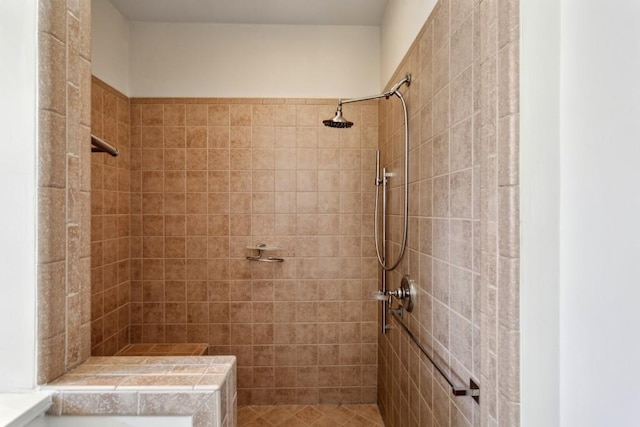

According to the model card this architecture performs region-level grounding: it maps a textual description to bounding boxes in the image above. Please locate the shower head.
[323,105,353,128]
[323,75,411,129]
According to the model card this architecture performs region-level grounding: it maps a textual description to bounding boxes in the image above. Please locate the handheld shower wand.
[324,74,412,334]
[323,74,412,272]
[375,150,381,186]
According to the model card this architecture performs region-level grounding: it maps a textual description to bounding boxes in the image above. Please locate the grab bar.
[91,135,119,157]
[390,311,480,403]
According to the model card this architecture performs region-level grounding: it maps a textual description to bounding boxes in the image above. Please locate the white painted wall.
[0,0,38,391]
[559,0,640,425]
[523,0,640,425]
[92,0,130,95]
[380,0,437,87]
[92,0,439,97]
[520,0,561,424]
[128,23,380,98]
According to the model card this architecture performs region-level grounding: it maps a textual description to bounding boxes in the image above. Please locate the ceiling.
[108,0,389,26]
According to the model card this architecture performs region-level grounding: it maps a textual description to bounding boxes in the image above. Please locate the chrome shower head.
[323,105,353,128]
[323,75,411,130]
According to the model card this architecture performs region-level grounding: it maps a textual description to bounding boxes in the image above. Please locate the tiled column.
[377,0,520,426]
[37,0,93,383]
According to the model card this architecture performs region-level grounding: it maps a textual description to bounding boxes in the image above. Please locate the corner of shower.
[324,73,482,406]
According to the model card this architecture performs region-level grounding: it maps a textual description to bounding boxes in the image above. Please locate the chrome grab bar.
[91,135,119,157]
[389,311,480,403]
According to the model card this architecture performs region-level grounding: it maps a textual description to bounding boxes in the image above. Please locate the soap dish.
[246,244,284,263]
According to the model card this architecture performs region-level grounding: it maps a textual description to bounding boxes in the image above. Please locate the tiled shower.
[377,0,520,425]
[37,0,520,425]
[91,91,381,405]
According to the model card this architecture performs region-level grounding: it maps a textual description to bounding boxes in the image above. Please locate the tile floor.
[238,404,385,426]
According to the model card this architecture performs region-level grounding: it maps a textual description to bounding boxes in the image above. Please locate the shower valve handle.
[388,287,409,300]
[387,275,416,313]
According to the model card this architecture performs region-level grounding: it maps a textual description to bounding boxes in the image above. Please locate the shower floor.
[238,404,384,426]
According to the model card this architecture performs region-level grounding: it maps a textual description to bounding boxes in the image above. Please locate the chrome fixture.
[322,74,411,270]
[246,244,284,263]
[389,310,481,403]
[91,135,119,157]
[373,75,411,272]
[323,74,412,334]
[370,275,415,317]
[322,105,353,128]
[387,275,415,313]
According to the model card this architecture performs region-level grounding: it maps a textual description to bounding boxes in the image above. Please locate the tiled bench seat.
[42,356,236,427]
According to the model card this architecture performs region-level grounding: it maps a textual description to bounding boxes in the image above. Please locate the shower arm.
[337,74,412,107]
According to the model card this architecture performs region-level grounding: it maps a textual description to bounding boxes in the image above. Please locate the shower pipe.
[91,134,119,157]
[324,74,411,334]
[324,74,411,271]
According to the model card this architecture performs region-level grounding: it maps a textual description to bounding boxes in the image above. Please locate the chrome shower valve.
[387,275,416,313]
[388,287,409,300]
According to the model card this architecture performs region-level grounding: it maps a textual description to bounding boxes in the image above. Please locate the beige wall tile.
[39,110,67,187]
[38,334,65,383]
[39,0,67,40]
[38,261,66,339]
[39,187,66,263]
[142,105,163,126]
[433,43,450,96]
[498,256,519,330]
[451,67,474,124]
[450,118,473,172]
[498,114,519,186]
[498,41,520,118]
[125,98,389,403]
[186,105,208,126]
[39,33,66,114]
[378,1,519,425]
[498,186,519,258]
[498,0,519,48]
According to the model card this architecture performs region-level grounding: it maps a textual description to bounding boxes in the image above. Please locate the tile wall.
[35,0,520,416]
[90,77,132,356]
[127,98,380,405]
[37,0,93,383]
[377,0,520,426]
